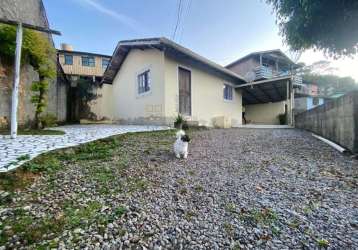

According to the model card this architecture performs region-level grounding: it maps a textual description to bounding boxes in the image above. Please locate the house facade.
[91,38,245,127]
[226,50,300,125]
[57,44,111,122]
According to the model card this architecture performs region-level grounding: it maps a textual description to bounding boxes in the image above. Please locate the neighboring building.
[294,82,326,114]
[0,0,67,128]
[57,44,111,81]
[226,50,300,125]
[57,44,111,121]
[91,37,246,127]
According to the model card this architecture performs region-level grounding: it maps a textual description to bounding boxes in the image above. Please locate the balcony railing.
[253,66,302,85]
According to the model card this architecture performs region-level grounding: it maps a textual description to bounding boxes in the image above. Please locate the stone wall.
[295,91,358,153]
[0,0,68,128]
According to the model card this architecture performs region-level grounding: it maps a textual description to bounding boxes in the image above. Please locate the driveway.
[0,128,357,249]
[0,124,168,172]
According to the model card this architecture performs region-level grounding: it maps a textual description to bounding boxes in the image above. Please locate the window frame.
[64,54,73,65]
[136,69,151,97]
[102,58,110,70]
[223,84,234,101]
[81,55,95,67]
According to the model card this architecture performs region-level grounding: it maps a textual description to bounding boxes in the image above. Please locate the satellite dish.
[245,71,256,82]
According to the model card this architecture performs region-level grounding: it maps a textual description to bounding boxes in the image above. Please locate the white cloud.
[74,0,143,33]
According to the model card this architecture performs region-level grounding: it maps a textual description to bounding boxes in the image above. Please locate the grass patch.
[0,129,179,247]
[239,208,278,226]
[317,238,329,248]
[0,129,65,135]
[223,222,235,237]
[193,184,204,192]
[225,203,237,213]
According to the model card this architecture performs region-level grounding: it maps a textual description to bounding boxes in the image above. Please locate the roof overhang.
[226,49,300,69]
[236,76,295,105]
[102,37,246,85]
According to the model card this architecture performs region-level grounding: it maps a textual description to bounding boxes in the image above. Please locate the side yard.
[0,128,357,249]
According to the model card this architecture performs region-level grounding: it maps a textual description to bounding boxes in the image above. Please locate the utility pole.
[10,23,23,138]
[0,18,61,138]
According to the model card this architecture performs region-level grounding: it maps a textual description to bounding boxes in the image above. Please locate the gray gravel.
[1,128,357,249]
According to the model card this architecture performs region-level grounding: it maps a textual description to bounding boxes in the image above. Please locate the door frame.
[177,65,192,117]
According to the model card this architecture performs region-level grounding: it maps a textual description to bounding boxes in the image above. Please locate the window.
[64,54,73,65]
[223,84,233,101]
[137,70,150,95]
[82,56,95,67]
[102,58,110,70]
[312,97,319,105]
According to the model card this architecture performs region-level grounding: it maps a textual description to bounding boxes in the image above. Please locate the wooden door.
[178,67,191,115]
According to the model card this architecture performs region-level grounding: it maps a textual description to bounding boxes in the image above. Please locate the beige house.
[90,38,246,127]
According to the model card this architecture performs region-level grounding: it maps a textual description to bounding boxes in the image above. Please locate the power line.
[178,0,192,43]
[172,0,183,40]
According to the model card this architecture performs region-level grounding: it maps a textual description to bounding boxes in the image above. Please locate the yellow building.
[57,44,111,121]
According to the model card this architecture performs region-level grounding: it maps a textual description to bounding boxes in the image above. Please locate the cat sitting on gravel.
[174,130,190,159]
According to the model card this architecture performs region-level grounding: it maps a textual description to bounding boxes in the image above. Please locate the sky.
[43,0,358,80]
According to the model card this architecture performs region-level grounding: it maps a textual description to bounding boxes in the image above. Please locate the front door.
[178,67,191,116]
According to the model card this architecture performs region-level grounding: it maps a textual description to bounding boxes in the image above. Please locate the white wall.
[245,101,286,125]
[164,56,242,127]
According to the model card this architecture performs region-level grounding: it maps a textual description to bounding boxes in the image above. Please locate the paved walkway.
[0,124,169,172]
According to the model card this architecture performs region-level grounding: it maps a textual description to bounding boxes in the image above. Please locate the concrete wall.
[245,101,286,125]
[295,91,358,153]
[164,55,242,127]
[88,83,114,120]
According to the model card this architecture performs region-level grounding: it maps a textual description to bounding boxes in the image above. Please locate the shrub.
[39,113,57,128]
[174,114,184,129]
[278,113,287,125]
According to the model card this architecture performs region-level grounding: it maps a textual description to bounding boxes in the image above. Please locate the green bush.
[39,113,57,128]
[278,113,287,125]
[174,114,184,129]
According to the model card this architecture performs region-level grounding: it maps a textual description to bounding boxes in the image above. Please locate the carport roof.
[236,75,293,105]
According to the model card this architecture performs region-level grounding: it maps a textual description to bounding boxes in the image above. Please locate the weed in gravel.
[239,208,278,226]
[317,238,329,248]
[23,154,61,173]
[177,178,186,185]
[225,203,237,213]
[232,241,242,250]
[114,206,128,217]
[223,222,235,237]
[288,218,301,229]
[184,210,196,221]
[188,170,196,176]
[194,184,204,192]
[0,214,65,246]
[63,201,102,228]
[127,177,149,192]
[178,187,188,195]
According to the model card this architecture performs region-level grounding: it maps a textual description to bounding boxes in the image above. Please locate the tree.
[266,0,358,57]
[297,61,358,96]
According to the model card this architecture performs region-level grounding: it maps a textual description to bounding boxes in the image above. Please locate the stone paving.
[0,124,169,172]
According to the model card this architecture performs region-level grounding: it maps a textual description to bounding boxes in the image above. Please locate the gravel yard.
[0,128,357,249]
